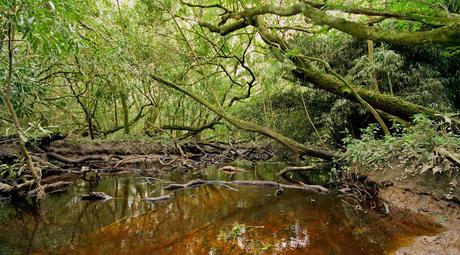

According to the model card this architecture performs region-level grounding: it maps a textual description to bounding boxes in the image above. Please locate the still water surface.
[0,162,442,254]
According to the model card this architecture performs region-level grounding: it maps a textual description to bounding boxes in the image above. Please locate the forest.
[0,0,460,254]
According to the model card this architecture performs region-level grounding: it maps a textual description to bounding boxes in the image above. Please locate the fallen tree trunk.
[150,74,335,159]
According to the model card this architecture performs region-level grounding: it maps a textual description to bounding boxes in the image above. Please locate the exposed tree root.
[27,181,73,197]
[0,180,35,193]
[0,179,72,198]
[436,147,460,168]
[0,138,277,199]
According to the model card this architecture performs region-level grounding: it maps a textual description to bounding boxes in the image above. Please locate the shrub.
[342,114,460,176]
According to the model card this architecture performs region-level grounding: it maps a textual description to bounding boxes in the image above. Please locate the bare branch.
[180,1,230,15]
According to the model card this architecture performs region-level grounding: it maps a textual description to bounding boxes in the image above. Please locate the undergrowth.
[342,114,460,177]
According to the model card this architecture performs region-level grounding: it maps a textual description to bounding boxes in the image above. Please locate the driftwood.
[27,181,72,197]
[144,194,173,203]
[437,147,460,168]
[114,155,176,167]
[0,180,35,193]
[0,180,72,197]
[219,165,248,174]
[164,179,238,192]
[81,191,112,201]
[46,152,122,164]
[277,163,333,177]
[164,179,328,193]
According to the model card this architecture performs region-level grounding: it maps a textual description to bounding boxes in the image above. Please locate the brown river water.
[0,162,443,254]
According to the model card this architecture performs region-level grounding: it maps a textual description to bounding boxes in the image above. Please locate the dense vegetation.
[1,0,460,194]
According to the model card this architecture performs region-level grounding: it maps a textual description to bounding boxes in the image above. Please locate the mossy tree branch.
[195,2,460,45]
[150,74,335,159]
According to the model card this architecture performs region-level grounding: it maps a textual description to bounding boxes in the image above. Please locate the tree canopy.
[1,0,459,159]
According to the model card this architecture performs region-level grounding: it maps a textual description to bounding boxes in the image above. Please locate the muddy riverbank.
[354,165,460,254]
[0,164,444,254]
[0,138,458,254]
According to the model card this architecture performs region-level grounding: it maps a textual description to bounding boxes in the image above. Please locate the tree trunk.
[1,24,42,189]
[150,74,335,160]
[254,17,460,126]
[367,39,379,92]
[121,93,130,134]
[87,115,95,139]
[114,96,118,126]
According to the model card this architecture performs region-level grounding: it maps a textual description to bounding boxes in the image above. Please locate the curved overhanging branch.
[213,2,458,27]
[253,16,460,127]
[195,2,460,46]
[301,56,391,135]
[300,3,460,46]
[302,1,458,27]
[149,74,335,160]
[197,19,252,36]
[196,15,460,127]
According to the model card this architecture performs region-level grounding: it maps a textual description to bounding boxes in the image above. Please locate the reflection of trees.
[337,201,443,252]
[60,187,335,254]
[0,177,159,254]
[64,186,442,255]
[0,176,443,255]
[0,198,42,255]
[67,185,248,254]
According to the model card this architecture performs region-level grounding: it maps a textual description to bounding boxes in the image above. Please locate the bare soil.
[355,166,460,254]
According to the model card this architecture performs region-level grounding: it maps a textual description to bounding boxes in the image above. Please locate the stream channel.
[0,162,442,254]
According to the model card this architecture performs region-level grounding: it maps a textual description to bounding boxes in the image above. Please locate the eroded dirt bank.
[355,166,460,254]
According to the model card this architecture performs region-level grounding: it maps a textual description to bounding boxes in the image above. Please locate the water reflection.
[0,164,443,255]
[276,221,310,250]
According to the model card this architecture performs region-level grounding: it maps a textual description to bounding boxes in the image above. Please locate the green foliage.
[343,114,460,175]
[236,86,333,143]
[0,162,22,179]
[350,47,456,112]
[288,32,459,143]
[0,0,459,148]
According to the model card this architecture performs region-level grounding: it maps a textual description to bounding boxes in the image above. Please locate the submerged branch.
[164,179,329,193]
